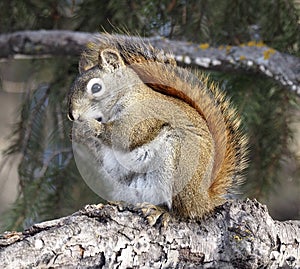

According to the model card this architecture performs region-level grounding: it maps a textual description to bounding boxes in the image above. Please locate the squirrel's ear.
[99,49,125,71]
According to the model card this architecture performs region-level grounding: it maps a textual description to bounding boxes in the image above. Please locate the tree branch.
[0,30,299,95]
[0,199,299,268]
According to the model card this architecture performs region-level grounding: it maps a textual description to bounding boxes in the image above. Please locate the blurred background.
[0,0,299,231]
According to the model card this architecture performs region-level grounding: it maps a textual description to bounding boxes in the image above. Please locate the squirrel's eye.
[91,83,102,93]
[87,78,105,97]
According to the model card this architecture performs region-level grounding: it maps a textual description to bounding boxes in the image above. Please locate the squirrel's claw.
[135,202,171,227]
[108,201,171,227]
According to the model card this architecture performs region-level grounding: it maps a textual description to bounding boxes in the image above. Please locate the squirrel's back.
[79,33,248,216]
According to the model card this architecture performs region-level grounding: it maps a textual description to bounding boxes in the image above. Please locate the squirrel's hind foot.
[107,200,171,227]
[135,202,171,227]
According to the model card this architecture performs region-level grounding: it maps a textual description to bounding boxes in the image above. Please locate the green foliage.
[0,0,299,230]
[0,0,77,32]
[74,0,300,55]
[1,58,99,230]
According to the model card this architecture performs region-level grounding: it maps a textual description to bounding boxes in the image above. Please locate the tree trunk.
[0,199,299,268]
[0,30,299,95]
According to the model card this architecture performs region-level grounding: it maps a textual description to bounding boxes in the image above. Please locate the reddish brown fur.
[80,33,248,214]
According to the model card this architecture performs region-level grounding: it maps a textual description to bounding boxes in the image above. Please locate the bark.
[0,30,299,95]
[0,199,299,269]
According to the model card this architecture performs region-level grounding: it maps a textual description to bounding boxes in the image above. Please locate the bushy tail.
[206,83,248,201]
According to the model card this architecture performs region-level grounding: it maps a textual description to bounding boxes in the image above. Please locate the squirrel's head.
[68,48,141,123]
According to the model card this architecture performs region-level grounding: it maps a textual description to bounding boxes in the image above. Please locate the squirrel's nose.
[67,111,74,121]
[67,109,82,121]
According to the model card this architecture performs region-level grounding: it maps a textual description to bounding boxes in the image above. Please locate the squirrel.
[68,34,248,222]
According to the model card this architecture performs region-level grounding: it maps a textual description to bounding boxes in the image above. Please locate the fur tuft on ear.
[98,49,125,71]
[78,54,96,74]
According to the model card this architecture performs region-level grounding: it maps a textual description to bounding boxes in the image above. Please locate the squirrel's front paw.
[135,202,171,228]
[72,119,103,142]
